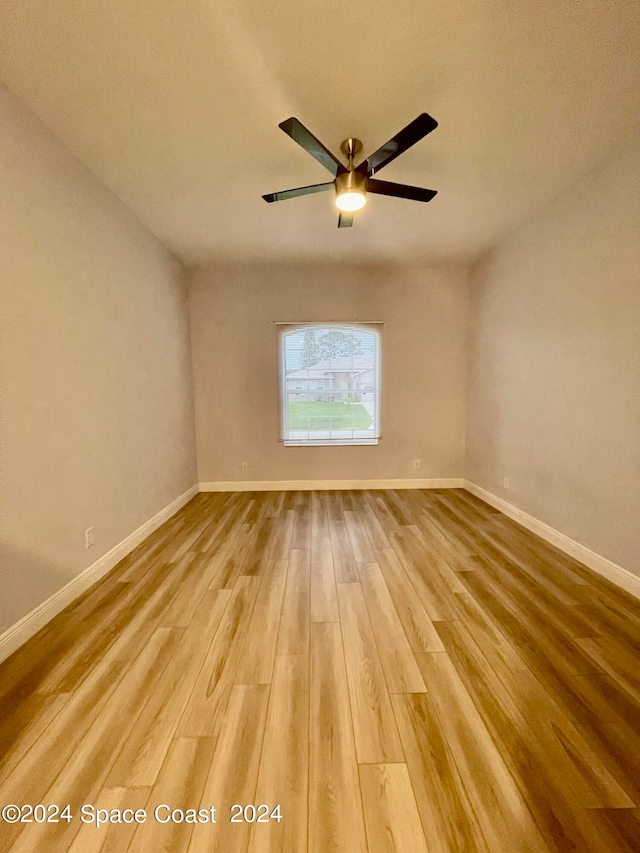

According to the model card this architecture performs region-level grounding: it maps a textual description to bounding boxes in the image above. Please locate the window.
[278,323,381,446]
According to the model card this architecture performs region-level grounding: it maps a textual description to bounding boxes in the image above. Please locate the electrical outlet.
[241,462,249,472]
[503,477,510,489]
[413,459,421,469]
[85,527,95,548]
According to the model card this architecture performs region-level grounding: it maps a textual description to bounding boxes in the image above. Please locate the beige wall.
[466,133,640,576]
[189,263,469,484]
[0,85,197,633]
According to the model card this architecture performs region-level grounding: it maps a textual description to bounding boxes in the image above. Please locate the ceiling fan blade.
[262,182,334,203]
[357,113,438,177]
[366,179,437,203]
[338,212,354,228]
[279,118,346,177]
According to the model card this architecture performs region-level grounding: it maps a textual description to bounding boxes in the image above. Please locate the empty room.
[1,0,639,850]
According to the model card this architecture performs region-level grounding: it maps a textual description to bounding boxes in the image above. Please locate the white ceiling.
[0,0,638,266]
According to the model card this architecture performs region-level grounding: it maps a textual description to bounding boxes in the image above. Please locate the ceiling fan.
[262,113,438,227]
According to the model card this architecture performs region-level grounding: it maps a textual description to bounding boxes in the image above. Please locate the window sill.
[284,439,379,447]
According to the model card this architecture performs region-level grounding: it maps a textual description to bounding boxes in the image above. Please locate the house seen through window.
[279,323,381,446]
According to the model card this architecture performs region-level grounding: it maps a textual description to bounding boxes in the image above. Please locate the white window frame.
[277,322,382,447]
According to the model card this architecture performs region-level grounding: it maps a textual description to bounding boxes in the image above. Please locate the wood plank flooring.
[1,488,640,852]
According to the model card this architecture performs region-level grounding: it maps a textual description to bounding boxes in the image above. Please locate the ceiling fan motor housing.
[335,169,366,197]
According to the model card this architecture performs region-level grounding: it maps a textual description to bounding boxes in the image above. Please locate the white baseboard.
[464,480,640,601]
[0,484,199,665]
[199,478,465,492]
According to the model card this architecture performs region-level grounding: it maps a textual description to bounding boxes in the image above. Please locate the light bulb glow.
[336,190,366,212]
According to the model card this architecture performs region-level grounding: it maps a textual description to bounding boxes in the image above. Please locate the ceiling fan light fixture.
[334,168,366,212]
[336,189,366,212]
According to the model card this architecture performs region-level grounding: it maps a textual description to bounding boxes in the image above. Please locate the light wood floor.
[1,489,640,852]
